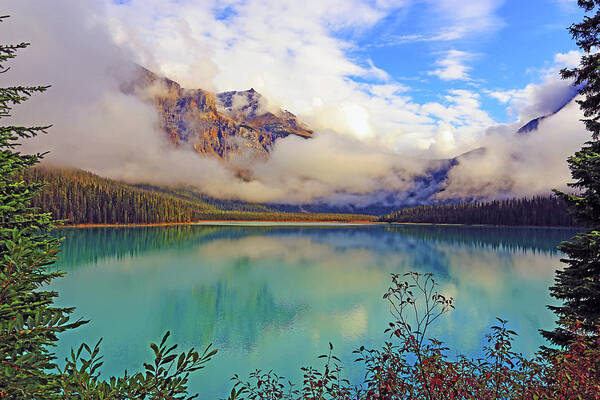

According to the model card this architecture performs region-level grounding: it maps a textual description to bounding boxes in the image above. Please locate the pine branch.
[0,42,29,73]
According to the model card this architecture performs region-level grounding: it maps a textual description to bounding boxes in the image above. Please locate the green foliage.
[0,22,86,398]
[229,342,351,400]
[132,183,273,213]
[380,196,576,227]
[55,332,216,399]
[542,0,600,347]
[23,167,219,224]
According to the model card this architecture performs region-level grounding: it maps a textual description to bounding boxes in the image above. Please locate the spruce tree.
[542,0,600,347]
[0,16,88,398]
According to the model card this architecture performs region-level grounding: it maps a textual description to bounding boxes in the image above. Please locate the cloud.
[374,0,504,47]
[554,50,581,67]
[428,50,475,81]
[437,97,588,200]
[436,50,588,201]
[248,133,430,203]
[487,50,582,121]
[424,0,505,41]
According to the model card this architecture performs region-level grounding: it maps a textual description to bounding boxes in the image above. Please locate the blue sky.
[341,0,583,122]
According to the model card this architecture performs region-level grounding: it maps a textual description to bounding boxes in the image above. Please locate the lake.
[50,223,577,398]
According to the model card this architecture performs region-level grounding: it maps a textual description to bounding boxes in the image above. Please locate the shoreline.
[54,221,580,229]
[56,220,381,228]
[387,222,580,229]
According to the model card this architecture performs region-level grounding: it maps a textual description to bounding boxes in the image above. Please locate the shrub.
[227,272,600,400]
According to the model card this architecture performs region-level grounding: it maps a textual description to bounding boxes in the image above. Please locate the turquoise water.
[50,223,577,398]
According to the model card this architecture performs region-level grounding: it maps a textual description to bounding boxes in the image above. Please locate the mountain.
[217,89,312,139]
[516,86,580,135]
[121,66,312,159]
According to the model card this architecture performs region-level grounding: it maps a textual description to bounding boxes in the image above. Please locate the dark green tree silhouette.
[542,0,600,346]
[379,196,575,227]
[0,16,85,398]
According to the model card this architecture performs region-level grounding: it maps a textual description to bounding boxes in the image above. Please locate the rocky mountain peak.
[124,66,312,159]
[217,89,265,120]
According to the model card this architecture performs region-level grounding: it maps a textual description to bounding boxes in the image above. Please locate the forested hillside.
[380,196,578,227]
[23,167,376,224]
[132,183,273,213]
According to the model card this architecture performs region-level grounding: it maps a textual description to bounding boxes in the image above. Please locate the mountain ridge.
[516,86,580,135]
[121,66,312,159]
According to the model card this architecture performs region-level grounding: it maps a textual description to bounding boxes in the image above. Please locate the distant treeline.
[23,167,375,225]
[380,196,578,227]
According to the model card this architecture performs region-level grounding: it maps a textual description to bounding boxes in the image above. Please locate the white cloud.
[428,50,475,81]
[107,0,413,142]
[375,0,505,46]
[424,0,505,41]
[554,50,581,68]
[487,50,582,122]
[438,97,588,200]
[415,90,495,158]
[426,90,493,128]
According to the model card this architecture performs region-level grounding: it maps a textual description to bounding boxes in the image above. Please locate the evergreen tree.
[0,19,86,398]
[379,196,575,227]
[542,0,600,346]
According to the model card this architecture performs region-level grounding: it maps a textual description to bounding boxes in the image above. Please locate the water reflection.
[51,224,578,398]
